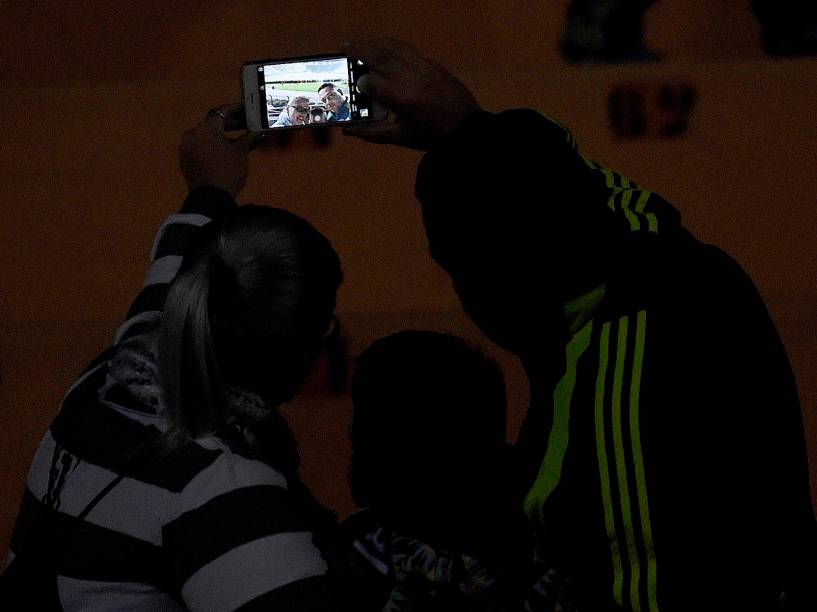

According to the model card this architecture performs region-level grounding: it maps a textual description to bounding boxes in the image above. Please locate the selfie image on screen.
[263,58,351,129]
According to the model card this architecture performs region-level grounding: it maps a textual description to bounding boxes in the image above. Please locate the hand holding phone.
[180,104,260,197]
[242,53,387,133]
[342,39,481,151]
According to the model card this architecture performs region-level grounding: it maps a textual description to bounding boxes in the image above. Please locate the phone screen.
[243,54,377,131]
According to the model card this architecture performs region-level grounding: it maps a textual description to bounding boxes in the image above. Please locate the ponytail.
[157,206,342,444]
[159,247,226,439]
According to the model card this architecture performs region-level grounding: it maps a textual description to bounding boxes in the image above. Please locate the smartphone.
[242,53,386,132]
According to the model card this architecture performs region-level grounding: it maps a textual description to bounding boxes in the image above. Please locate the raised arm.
[343,38,678,242]
[116,105,260,345]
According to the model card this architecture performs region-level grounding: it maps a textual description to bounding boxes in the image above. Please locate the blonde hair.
[288,96,311,109]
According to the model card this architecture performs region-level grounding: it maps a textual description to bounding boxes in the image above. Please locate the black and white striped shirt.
[9,186,333,611]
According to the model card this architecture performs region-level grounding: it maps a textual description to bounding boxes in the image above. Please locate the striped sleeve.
[523,109,681,236]
[114,186,237,344]
[162,449,330,612]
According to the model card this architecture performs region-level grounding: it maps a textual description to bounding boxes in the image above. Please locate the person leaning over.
[2,104,344,611]
[344,38,817,612]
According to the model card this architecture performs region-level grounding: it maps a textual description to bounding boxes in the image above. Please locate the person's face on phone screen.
[319,87,343,113]
[290,103,310,124]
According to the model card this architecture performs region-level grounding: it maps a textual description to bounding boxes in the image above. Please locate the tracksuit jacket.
[415,109,817,611]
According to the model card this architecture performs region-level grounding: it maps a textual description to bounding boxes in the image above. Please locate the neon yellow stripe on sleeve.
[595,322,625,608]
[611,316,642,610]
[620,190,642,232]
[630,310,659,611]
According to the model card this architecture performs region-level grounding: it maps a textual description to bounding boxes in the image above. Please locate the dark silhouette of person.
[344,38,817,611]
[332,330,576,611]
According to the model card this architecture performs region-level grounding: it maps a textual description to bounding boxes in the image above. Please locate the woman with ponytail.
[4,104,344,611]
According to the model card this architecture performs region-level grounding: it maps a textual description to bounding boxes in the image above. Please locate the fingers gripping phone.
[242,53,386,132]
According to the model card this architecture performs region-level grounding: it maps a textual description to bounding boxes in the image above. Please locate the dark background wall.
[2,0,815,557]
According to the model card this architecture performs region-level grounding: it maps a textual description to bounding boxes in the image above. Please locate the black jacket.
[415,109,817,611]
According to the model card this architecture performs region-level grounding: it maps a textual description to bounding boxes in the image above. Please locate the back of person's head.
[350,331,507,515]
[159,205,342,440]
[418,109,629,304]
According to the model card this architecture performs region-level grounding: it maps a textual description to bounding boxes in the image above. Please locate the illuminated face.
[319,86,343,113]
[289,100,310,125]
